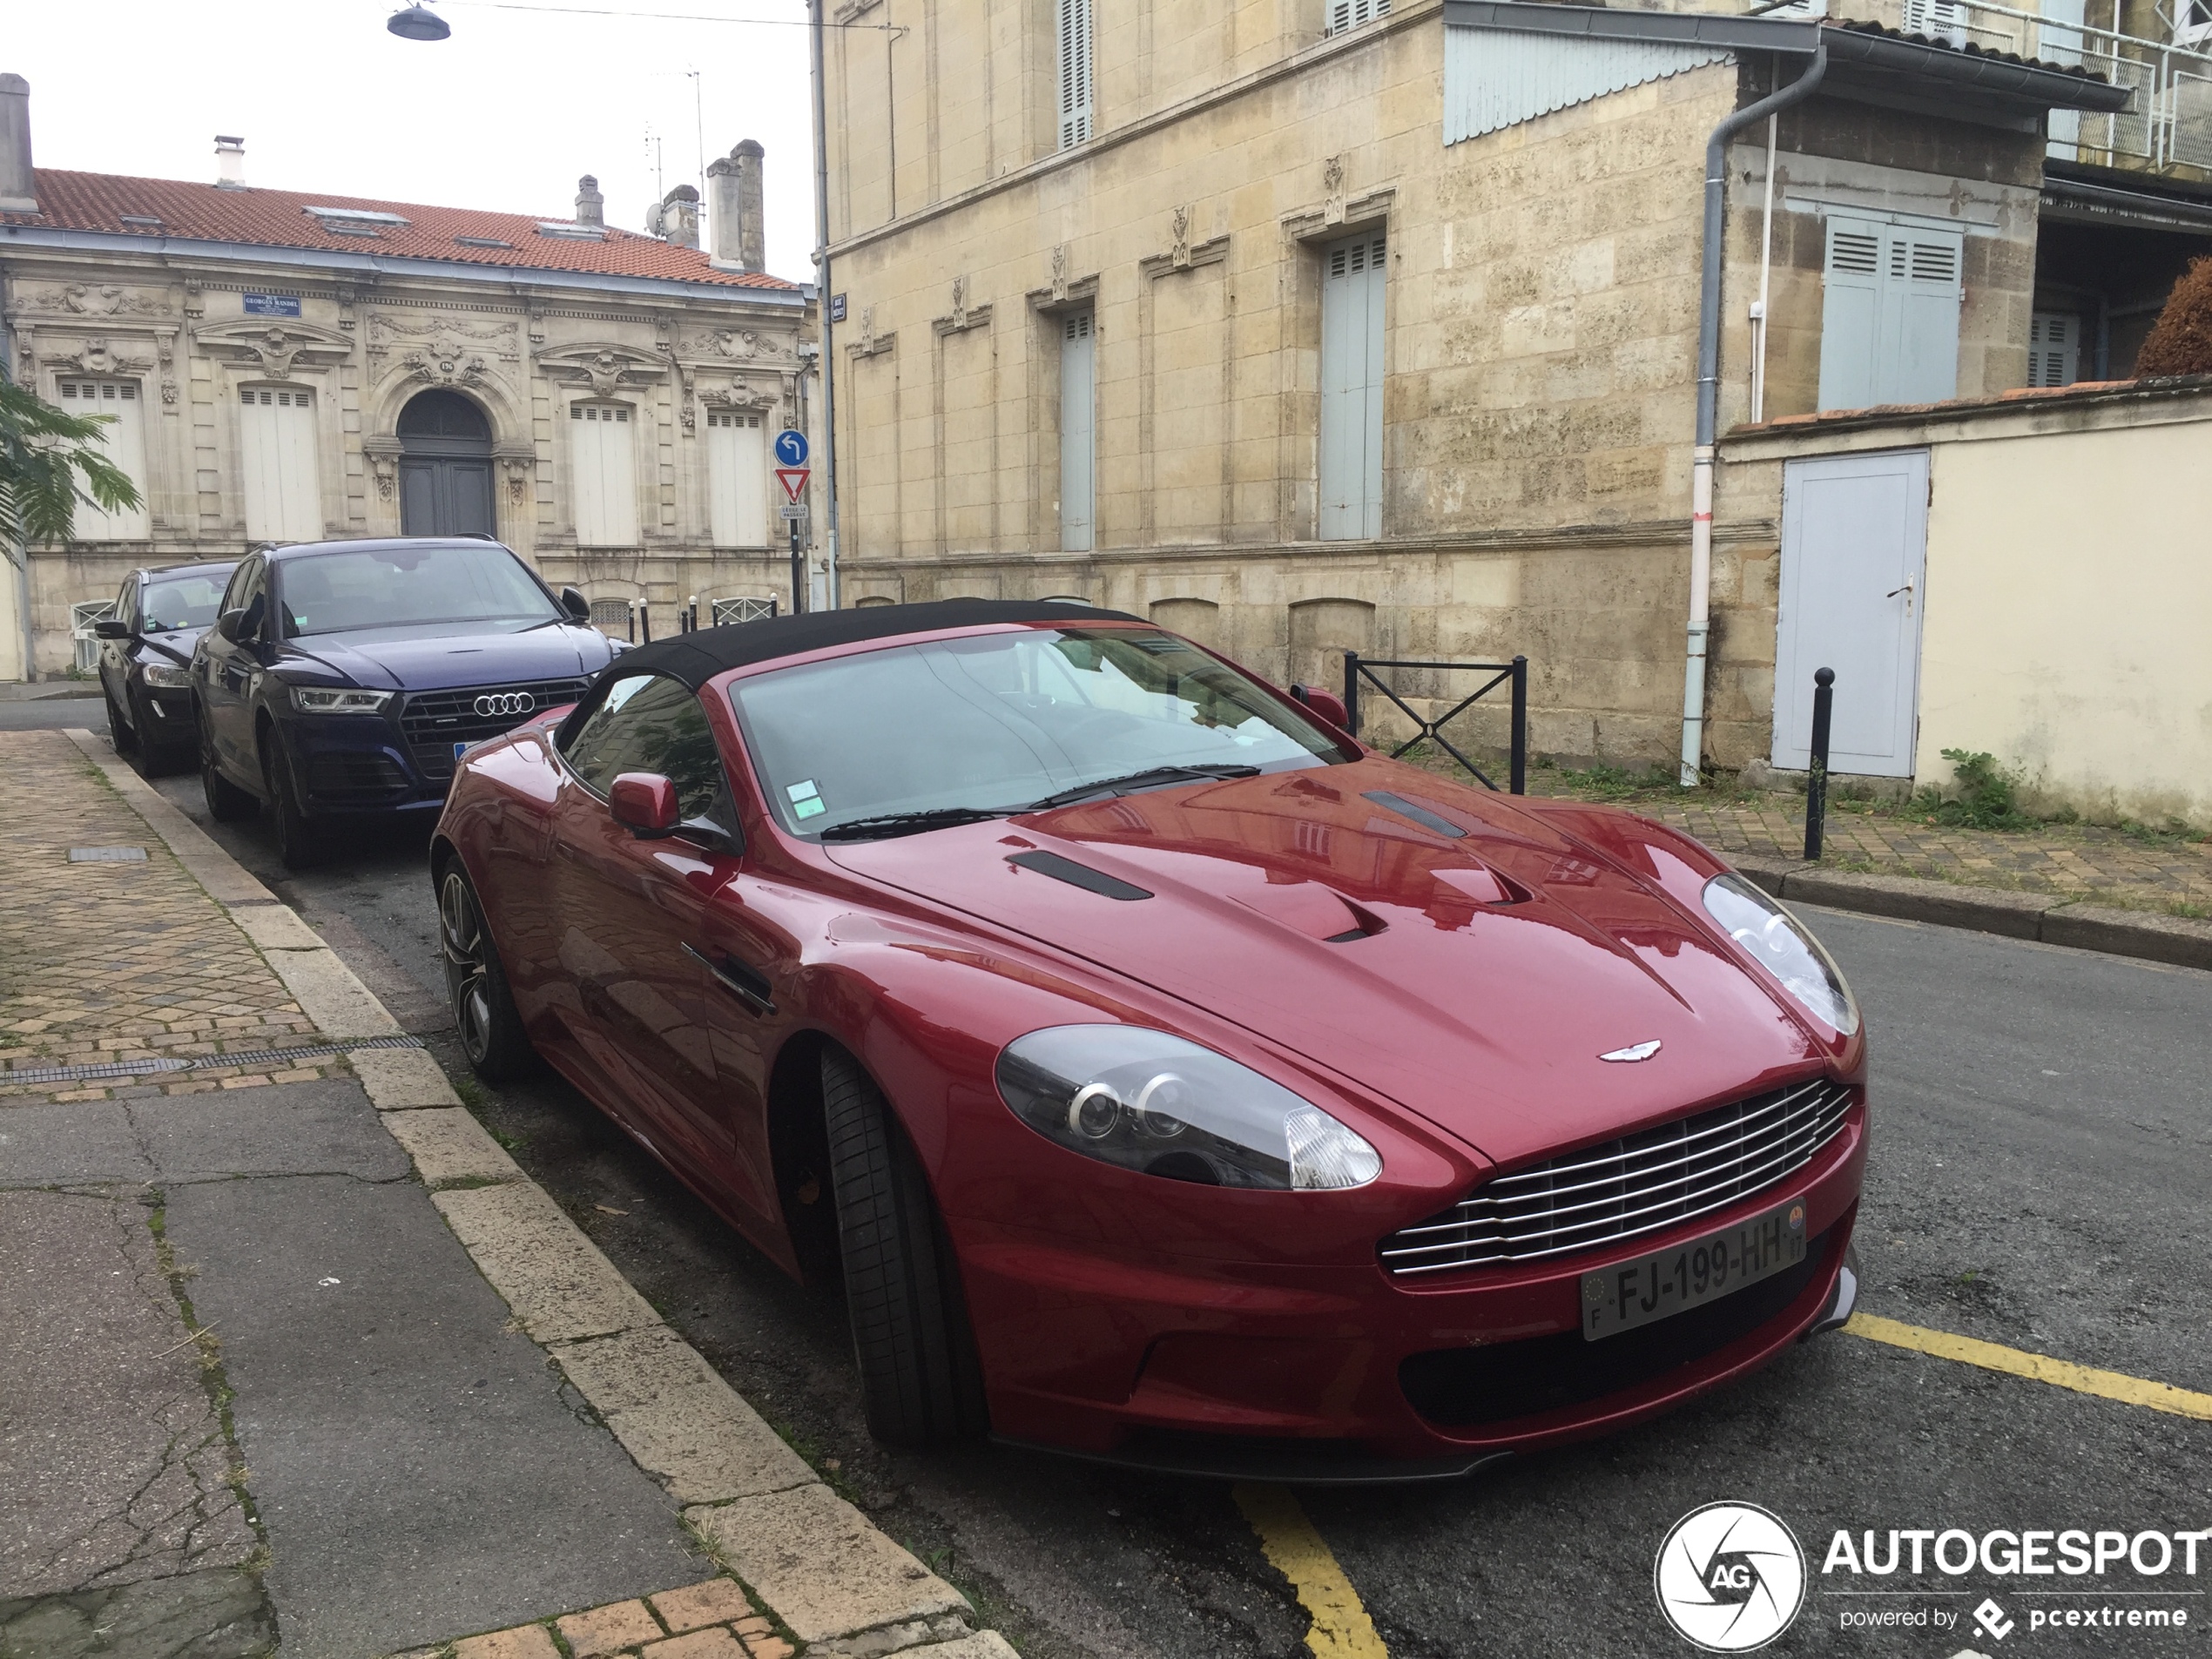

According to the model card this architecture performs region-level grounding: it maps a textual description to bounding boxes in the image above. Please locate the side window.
[219,558,266,638]
[116,577,138,632]
[562,673,732,825]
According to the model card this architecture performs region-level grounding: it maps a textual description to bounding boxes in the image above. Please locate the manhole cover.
[68,846,149,862]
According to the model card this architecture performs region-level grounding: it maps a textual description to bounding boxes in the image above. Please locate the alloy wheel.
[440,870,496,1065]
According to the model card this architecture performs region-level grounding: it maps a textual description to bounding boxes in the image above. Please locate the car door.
[199,556,265,774]
[551,672,754,1198]
[98,574,136,716]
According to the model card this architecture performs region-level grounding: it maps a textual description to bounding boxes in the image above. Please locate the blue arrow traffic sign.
[773,428,809,468]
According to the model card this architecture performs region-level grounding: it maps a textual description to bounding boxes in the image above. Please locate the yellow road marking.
[1846,1313,2212,1422]
[1234,1483,1390,1659]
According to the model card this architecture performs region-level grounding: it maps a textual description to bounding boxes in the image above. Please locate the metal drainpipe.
[811,0,841,609]
[1680,43,1829,787]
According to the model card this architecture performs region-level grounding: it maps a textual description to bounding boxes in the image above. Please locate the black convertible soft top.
[604,597,1145,690]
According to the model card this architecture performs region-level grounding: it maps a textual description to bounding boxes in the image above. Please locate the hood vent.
[1006,849,1150,900]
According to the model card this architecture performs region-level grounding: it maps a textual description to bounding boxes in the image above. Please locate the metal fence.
[1343,651,1529,794]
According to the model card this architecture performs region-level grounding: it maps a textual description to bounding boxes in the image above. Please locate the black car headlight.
[1702,873,1860,1035]
[995,1025,1381,1190]
[290,685,394,714]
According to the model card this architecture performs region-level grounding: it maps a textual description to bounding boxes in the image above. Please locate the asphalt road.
[53,696,2202,1659]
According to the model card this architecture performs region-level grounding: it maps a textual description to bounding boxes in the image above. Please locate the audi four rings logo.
[475,691,536,718]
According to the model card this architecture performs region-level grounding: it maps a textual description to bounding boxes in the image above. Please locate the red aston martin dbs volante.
[431,599,1866,1480]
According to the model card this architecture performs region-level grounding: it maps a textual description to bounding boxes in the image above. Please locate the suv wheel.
[199,707,257,823]
[262,740,320,870]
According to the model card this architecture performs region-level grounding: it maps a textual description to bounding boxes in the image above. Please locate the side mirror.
[561,586,591,623]
[215,609,246,644]
[92,618,131,640]
[1291,684,1352,734]
[610,772,680,838]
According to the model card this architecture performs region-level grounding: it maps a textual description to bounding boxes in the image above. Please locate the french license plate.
[1581,1198,1807,1341]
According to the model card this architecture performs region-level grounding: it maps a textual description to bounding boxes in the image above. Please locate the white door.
[571,402,640,547]
[57,379,151,540]
[239,386,321,543]
[1774,449,1930,777]
[706,410,765,547]
[1319,230,1386,541]
[1060,311,1096,552]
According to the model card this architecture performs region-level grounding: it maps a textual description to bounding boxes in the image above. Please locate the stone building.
[0,74,813,680]
[816,0,2174,772]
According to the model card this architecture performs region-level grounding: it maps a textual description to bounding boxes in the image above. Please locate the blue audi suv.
[193,537,619,867]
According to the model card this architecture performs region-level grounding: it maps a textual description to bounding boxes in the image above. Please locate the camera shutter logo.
[474,691,536,718]
[1655,1501,1806,1651]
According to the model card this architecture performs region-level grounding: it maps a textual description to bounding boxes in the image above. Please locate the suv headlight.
[142,662,193,689]
[1702,873,1860,1035]
[290,685,393,714]
[995,1025,1381,1190]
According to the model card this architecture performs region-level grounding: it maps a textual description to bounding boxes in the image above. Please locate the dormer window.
[305,206,410,238]
[539,221,609,242]
[119,213,164,230]
[455,235,516,249]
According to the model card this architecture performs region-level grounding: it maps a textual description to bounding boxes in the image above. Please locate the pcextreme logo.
[1656,1501,1809,1652]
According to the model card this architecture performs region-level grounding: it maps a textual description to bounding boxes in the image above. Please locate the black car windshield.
[726,626,1346,838]
[277,543,560,637]
[140,570,233,632]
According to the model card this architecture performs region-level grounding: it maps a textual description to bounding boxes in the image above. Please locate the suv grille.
[399,678,589,783]
[1379,1077,1854,1278]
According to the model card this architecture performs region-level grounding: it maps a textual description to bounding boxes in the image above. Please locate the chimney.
[708,140,765,273]
[0,75,32,214]
[214,134,246,189]
[649,183,699,249]
[575,174,604,226]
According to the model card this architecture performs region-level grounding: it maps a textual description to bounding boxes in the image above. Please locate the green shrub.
[1917,749,2031,831]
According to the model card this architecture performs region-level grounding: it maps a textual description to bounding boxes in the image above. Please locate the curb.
[63,731,1007,1658]
[1731,854,2212,973]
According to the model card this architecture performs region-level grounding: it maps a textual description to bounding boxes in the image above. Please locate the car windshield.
[726,626,1346,838]
[277,543,560,637]
[140,570,233,632]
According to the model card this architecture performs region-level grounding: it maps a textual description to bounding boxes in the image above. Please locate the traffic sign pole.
[788,513,806,616]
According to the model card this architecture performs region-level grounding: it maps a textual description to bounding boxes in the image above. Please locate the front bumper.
[957,1107,1865,1480]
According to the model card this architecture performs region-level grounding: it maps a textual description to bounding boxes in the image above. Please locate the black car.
[94,561,240,777]
[193,537,619,868]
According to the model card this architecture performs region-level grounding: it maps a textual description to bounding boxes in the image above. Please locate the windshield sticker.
[787,779,826,820]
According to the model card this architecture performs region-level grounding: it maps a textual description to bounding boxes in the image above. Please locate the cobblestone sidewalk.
[0,731,341,1105]
[414,1578,795,1659]
[1403,752,2212,917]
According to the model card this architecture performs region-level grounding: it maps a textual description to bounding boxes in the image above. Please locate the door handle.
[681,942,776,1016]
[1885,580,1916,598]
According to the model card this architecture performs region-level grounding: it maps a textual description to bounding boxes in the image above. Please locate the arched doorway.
[397,389,496,536]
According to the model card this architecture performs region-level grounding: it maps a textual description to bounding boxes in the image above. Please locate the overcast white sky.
[7,0,819,282]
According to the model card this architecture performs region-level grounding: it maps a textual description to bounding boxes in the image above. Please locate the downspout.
[1680,41,1828,786]
[1749,111,1777,424]
[811,0,841,608]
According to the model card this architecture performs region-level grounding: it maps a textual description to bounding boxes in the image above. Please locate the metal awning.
[1441,1,2133,113]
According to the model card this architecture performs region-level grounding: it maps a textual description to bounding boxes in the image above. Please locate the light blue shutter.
[1060,311,1095,552]
[2027,312,2080,387]
[1319,232,1386,541]
[1057,0,1092,148]
[1818,219,1959,410]
[1817,222,1882,412]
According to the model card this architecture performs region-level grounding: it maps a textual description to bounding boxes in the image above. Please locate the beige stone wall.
[823,0,2059,767]
[1720,386,2212,827]
[3,252,810,674]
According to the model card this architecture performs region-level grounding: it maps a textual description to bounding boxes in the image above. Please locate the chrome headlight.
[1702,873,1860,1035]
[995,1025,1381,1190]
[142,662,193,689]
[290,685,394,714]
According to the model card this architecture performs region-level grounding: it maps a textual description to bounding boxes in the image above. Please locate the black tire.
[123,688,171,779]
[199,706,258,823]
[821,1048,989,1447]
[261,738,321,870]
[438,863,537,1081]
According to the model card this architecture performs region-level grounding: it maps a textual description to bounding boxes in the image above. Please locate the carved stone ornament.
[1170,206,1192,269]
[1051,244,1070,303]
[702,382,774,413]
[537,343,665,400]
[366,312,519,360]
[28,283,170,318]
[45,337,156,378]
[1324,155,1347,226]
[193,318,353,381]
[949,276,968,330]
[362,438,402,501]
[498,455,534,506]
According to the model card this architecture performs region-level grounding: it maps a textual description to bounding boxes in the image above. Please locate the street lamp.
[387,4,452,41]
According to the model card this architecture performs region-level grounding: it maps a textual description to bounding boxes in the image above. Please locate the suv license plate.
[1581,1198,1808,1342]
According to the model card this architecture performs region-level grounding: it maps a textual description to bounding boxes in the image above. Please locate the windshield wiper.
[816,806,1022,842]
[1019,763,1262,812]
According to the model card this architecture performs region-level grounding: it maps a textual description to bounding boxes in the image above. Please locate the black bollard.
[1804,666,1834,861]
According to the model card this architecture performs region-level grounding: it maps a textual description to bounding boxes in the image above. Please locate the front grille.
[399,678,588,783]
[306,751,410,806]
[1379,1076,1855,1278]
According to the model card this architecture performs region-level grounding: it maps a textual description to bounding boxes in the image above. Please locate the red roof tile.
[3,169,799,293]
